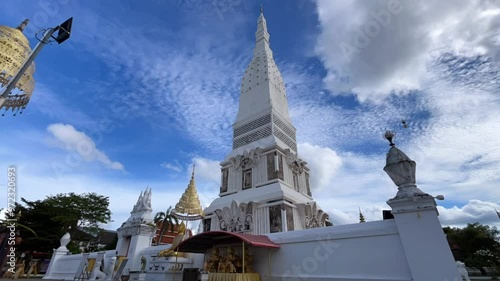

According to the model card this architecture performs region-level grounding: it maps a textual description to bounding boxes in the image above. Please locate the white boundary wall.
[44,198,461,281]
[254,220,412,281]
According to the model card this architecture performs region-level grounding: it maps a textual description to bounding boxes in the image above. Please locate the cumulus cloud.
[298,143,342,191]
[47,123,124,171]
[327,205,387,225]
[192,157,221,184]
[438,200,500,227]
[190,157,221,206]
[315,0,500,102]
[325,200,500,228]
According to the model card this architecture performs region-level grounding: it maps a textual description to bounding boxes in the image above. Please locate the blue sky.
[1,0,500,230]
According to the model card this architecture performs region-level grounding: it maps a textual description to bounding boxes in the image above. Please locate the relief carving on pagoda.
[230,148,261,171]
[285,149,307,174]
[304,202,329,229]
[214,200,254,233]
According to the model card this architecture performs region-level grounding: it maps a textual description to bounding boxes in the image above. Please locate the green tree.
[153,206,178,246]
[9,193,111,253]
[359,208,366,223]
[43,192,111,235]
[444,223,500,270]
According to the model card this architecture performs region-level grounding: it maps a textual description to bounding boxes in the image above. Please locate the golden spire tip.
[16,19,29,32]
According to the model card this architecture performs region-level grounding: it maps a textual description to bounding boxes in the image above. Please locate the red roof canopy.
[175,231,280,253]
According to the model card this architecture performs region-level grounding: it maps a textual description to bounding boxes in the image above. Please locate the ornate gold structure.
[157,222,187,257]
[204,248,221,272]
[242,245,254,273]
[172,165,204,221]
[218,247,239,273]
[0,20,35,113]
[204,246,255,274]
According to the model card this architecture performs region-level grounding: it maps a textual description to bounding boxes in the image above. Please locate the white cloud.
[192,157,221,184]
[47,123,124,171]
[324,200,500,228]
[160,161,183,173]
[322,198,500,228]
[438,200,500,227]
[190,157,221,207]
[298,143,342,191]
[327,205,387,225]
[315,0,500,102]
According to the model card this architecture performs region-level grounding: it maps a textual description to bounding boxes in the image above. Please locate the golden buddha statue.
[204,247,221,272]
[243,246,254,273]
[218,247,239,273]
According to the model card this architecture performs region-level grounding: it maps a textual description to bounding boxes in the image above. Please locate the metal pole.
[268,249,271,281]
[242,241,245,274]
[1,27,57,98]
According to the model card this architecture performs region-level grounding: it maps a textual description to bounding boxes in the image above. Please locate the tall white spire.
[232,9,296,154]
[255,8,270,48]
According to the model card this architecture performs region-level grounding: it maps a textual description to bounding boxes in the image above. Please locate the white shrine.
[41,9,464,281]
[115,188,156,271]
[202,9,329,235]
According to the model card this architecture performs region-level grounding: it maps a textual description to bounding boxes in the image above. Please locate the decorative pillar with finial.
[382,130,461,281]
[383,130,429,199]
[43,229,72,279]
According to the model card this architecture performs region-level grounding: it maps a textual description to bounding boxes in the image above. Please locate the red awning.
[175,231,280,253]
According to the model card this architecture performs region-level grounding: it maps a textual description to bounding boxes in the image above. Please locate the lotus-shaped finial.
[384,130,396,147]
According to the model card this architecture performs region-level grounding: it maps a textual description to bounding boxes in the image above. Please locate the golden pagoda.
[172,165,204,221]
[0,19,35,114]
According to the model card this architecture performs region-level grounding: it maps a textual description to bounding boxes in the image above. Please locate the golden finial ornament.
[16,19,29,32]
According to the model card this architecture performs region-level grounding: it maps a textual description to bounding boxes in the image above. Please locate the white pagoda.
[202,10,330,235]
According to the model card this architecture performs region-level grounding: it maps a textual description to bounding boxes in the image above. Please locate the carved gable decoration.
[285,149,307,174]
[304,202,329,229]
[120,188,154,230]
[132,188,152,213]
[230,148,261,171]
[214,200,254,233]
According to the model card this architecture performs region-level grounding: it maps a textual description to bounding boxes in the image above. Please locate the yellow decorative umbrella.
[172,165,204,221]
[0,20,35,114]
